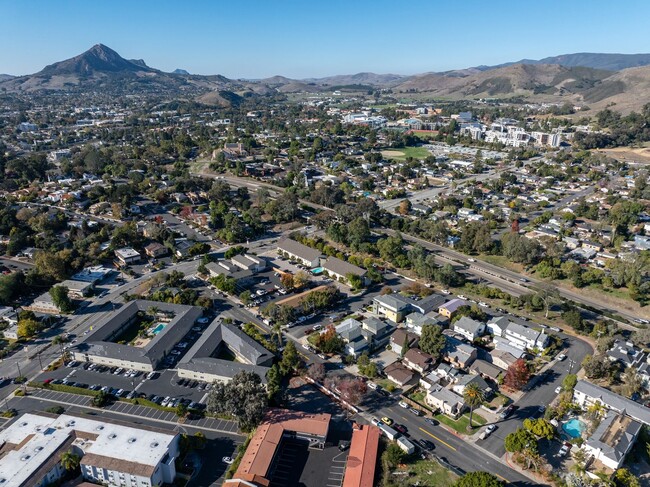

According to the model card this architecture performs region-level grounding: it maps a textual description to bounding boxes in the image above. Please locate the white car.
[479,424,497,439]
[478,302,489,308]
[468,258,476,262]
[457,295,467,300]
[367,382,378,390]
[398,401,409,409]
[440,289,451,295]
[555,386,563,394]
[557,354,567,361]
[222,456,234,465]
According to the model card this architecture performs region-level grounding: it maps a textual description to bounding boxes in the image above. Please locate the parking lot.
[28,388,240,434]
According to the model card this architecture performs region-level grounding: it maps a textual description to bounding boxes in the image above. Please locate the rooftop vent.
[19,422,28,427]
[109,433,117,439]
[95,425,104,431]
[20,455,30,461]
[34,446,43,452]
[128,437,137,444]
[150,441,159,448]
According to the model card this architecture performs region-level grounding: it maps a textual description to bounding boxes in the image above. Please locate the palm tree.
[60,450,80,472]
[463,383,485,430]
[272,322,283,347]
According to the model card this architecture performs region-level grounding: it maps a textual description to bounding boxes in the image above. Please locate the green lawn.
[435,411,486,434]
[395,458,458,486]
[383,146,431,160]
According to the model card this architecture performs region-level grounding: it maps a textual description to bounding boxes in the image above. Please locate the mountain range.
[3,44,650,112]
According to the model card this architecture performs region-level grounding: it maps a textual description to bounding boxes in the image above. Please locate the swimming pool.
[151,323,167,335]
[311,267,324,275]
[562,418,586,438]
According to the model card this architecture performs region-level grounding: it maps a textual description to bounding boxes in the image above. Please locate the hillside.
[304,72,406,87]
[487,52,650,72]
[393,63,612,100]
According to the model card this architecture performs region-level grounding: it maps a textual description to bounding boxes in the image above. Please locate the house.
[453,317,486,341]
[451,373,492,397]
[425,385,465,418]
[606,340,645,369]
[231,254,267,273]
[469,359,504,382]
[442,334,477,369]
[433,363,463,383]
[492,336,527,359]
[390,329,419,356]
[174,239,193,258]
[403,348,434,374]
[2,325,18,340]
[28,292,62,314]
[503,322,548,351]
[573,380,650,426]
[322,257,368,286]
[438,298,468,320]
[487,316,510,337]
[335,319,369,358]
[405,312,444,335]
[361,317,392,348]
[373,294,411,323]
[144,242,169,258]
[277,238,322,267]
[582,413,642,470]
[0,306,19,326]
[384,361,415,386]
[409,294,447,315]
[115,247,141,265]
[57,279,94,298]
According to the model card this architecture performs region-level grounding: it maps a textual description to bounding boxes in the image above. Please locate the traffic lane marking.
[418,427,457,451]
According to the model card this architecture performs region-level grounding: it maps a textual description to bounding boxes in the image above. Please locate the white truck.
[396,437,415,455]
[378,423,400,441]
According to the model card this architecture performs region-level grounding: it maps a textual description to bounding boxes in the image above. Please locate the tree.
[293,270,310,289]
[523,418,555,440]
[280,273,295,290]
[400,332,410,357]
[176,402,188,418]
[562,373,577,391]
[60,450,80,472]
[504,359,530,391]
[418,324,447,360]
[336,377,367,405]
[382,442,405,469]
[306,362,326,383]
[398,199,412,216]
[582,354,613,380]
[621,367,642,398]
[534,285,560,319]
[280,341,300,375]
[92,391,110,407]
[504,428,537,454]
[49,285,74,313]
[614,468,641,487]
[454,471,504,487]
[356,353,378,378]
[206,371,268,432]
[310,325,344,354]
[239,290,252,305]
[463,383,485,430]
[17,317,43,338]
[266,364,282,402]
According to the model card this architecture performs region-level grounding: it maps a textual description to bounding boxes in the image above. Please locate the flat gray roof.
[277,239,321,262]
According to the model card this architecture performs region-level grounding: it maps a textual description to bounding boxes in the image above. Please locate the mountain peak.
[37,43,154,77]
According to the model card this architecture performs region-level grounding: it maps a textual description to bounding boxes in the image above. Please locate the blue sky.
[2,0,650,78]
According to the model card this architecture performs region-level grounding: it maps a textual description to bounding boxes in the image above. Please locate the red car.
[394,424,408,434]
[43,378,53,384]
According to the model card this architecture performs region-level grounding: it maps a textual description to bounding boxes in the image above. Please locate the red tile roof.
[342,424,380,487]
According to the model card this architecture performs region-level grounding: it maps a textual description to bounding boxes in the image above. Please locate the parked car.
[381,417,393,426]
[418,439,434,451]
[480,424,497,440]
[222,457,234,465]
[557,354,567,361]
[368,382,378,390]
[424,418,439,426]
[409,408,421,416]
[394,424,407,434]
[398,401,409,409]
[555,386,563,394]
[558,442,572,457]
[499,405,516,419]
[371,417,381,426]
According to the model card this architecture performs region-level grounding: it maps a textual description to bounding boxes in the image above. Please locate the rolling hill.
[484,52,650,72]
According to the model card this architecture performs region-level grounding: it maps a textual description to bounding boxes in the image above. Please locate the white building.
[0,413,179,487]
[581,412,641,470]
[452,317,485,341]
[115,247,141,265]
[503,322,548,351]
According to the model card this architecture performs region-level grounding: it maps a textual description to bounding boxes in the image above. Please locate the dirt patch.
[131,337,151,348]
[598,147,650,163]
[381,150,405,158]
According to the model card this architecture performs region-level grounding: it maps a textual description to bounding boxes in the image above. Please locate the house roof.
[469,359,504,380]
[373,294,410,312]
[585,412,641,465]
[403,348,433,368]
[342,424,380,487]
[575,380,650,426]
[384,362,415,385]
[390,329,418,347]
[322,257,366,277]
[277,239,321,262]
[439,298,468,313]
[453,316,484,335]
